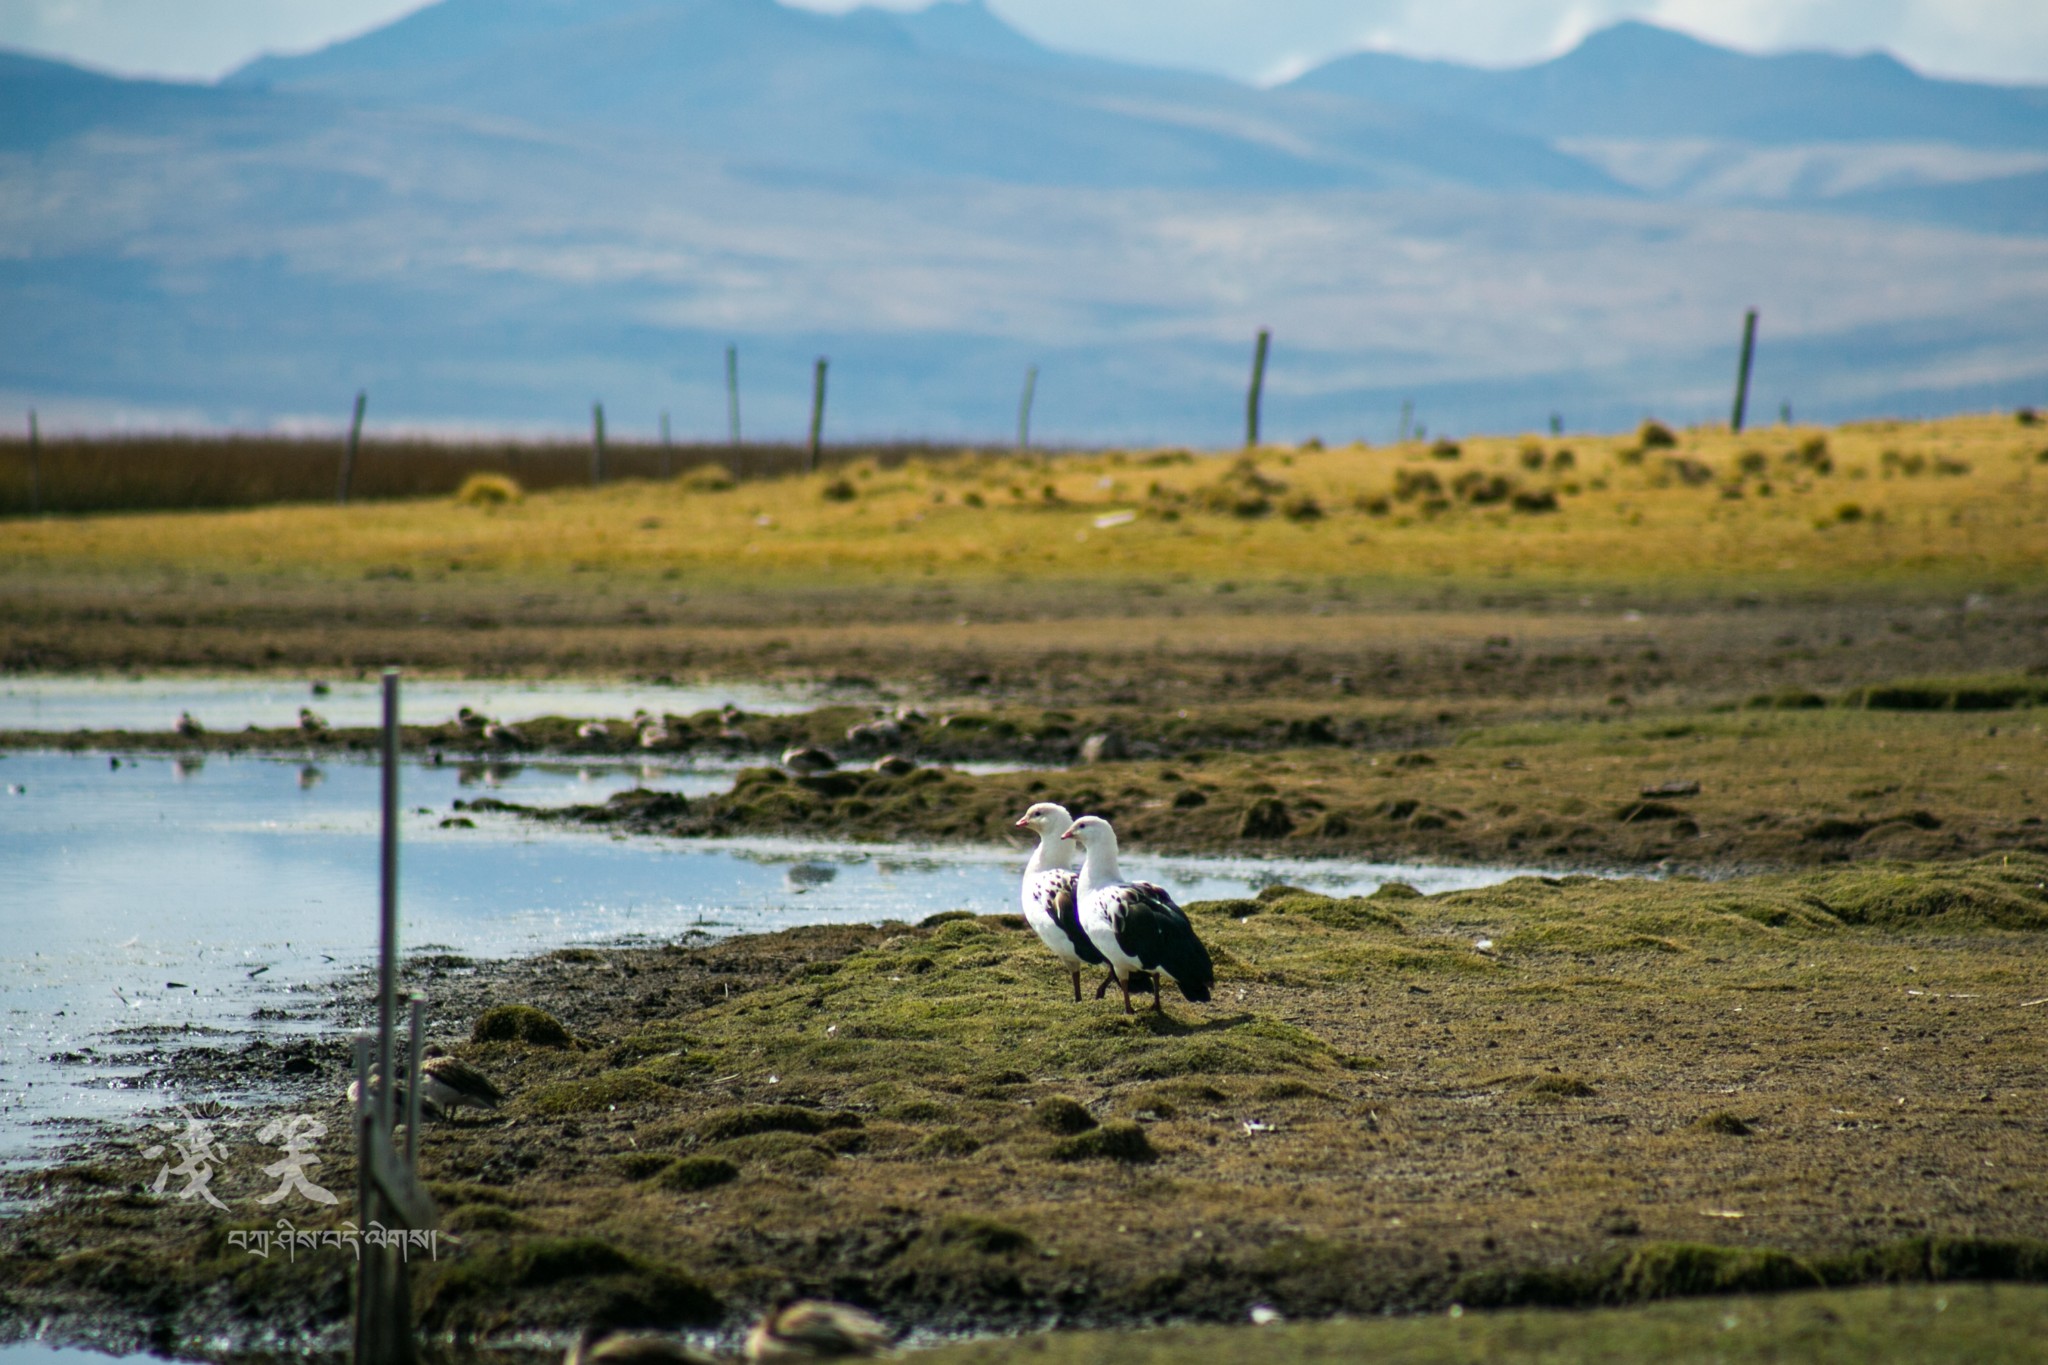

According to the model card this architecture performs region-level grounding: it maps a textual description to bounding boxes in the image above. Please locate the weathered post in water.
[1246,328,1270,448]
[352,670,435,1365]
[26,409,40,516]
[1731,308,1759,434]
[807,357,828,474]
[591,402,607,485]
[725,345,742,449]
[1017,364,1038,454]
[339,391,366,505]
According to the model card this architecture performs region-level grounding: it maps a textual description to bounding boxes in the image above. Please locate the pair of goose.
[1014,804,1214,1015]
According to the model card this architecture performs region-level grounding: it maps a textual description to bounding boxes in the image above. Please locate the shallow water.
[0,674,827,734]
[0,749,1537,1166]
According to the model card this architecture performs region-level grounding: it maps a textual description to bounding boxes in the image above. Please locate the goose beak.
[1059,828,1077,841]
[1013,816,1031,828]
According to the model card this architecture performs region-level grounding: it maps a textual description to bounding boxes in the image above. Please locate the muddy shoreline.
[8,676,2047,879]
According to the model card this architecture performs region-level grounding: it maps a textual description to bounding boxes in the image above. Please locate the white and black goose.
[1013,803,1117,1002]
[1064,815,1214,1015]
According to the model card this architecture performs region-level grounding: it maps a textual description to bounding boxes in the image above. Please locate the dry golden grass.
[4,415,2043,594]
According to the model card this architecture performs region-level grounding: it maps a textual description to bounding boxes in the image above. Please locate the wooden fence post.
[807,357,828,474]
[591,402,606,485]
[1246,329,1270,448]
[1017,365,1038,453]
[1731,308,1759,434]
[26,410,40,516]
[353,670,435,1365]
[339,391,366,505]
[1399,399,1413,444]
[726,346,742,449]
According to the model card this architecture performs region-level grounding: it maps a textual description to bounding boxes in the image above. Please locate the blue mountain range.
[1,0,2043,441]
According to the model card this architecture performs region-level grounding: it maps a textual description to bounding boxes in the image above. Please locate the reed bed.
[0,434,1011,516]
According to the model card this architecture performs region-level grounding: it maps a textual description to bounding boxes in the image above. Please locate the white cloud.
[0,0,426,80]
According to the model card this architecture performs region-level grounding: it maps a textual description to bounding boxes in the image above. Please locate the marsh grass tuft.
[1050,1121,1157,1163]
[654,1156,739,1192]
[416,1236,720,1335]
[1694,1111,1754,1136]
[455,472,522,506]
[472,1004,573,1047]
[1033,1097,1099,1135]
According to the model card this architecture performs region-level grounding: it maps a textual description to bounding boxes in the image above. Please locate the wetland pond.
[1,682,1538,1174]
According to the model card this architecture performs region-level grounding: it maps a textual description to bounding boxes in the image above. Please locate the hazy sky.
[4,0,2046,86]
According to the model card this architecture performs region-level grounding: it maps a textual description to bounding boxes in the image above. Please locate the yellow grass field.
[5,415,2045,594]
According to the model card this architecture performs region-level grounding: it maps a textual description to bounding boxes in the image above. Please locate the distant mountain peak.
[1287,17,2048,149]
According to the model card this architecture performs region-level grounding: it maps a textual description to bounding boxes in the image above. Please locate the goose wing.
[1113,882,1214,1003]
[1045,871,1107,965]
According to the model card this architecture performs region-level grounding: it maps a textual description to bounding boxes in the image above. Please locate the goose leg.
[1151,976,1166,1013]
[1116,970,1134,1015]
[1095,970,1117,1000]
[1070,969,1083,1003]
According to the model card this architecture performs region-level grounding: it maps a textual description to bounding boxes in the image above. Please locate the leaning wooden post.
[26,410,40,516]
[1731,308,1759,434]
[591,403,607,485]
[725,345,742,449]
[377,668,400,1207]
[356,666,417,1365]
[339,391,366,504]
[1245,328,1270,448]
[403,995,425,1170]
[807,357,828,475]
[352,1034,376,1365]
[1017,364,1038,453]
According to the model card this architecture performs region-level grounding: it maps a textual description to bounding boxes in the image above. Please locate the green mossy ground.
[920,1283,2048,1364]
[6,856,2048,1352]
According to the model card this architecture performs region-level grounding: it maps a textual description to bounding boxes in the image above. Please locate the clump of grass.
[472,1004,573,1047]
[678,462,735,492]
[616,1152,677,1180]
[455,472,523,506]
[1637,421,1677,449]
[1693,1111,1753,1136]
[1194,457,1286,518]
[697,1105,862,1141]
[921,1127,983,1158]
[1050,1121,1157,1163]
[1034,1097,1098,1135]
[655,1156,739,1192]
[1523,1075,1597,1099]
[821,477,858,502]
[416,1236,721,1335]
[929,1215,1034,1255]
